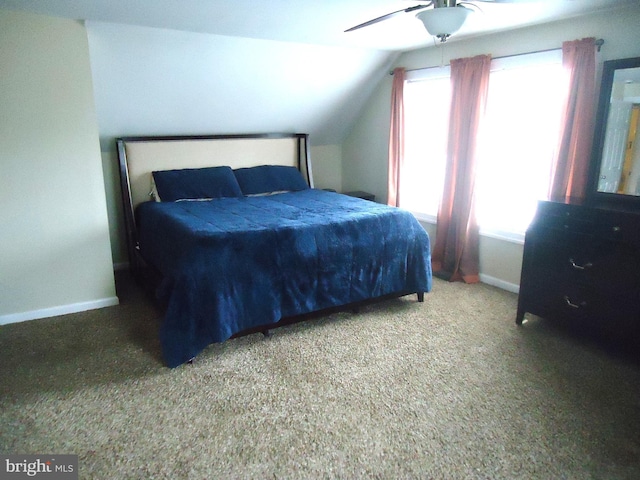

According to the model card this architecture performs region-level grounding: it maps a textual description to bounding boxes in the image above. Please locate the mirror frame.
[588,56,640,208]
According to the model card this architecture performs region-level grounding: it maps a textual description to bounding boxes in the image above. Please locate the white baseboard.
[0,296,120,326]
[479,274,520,294]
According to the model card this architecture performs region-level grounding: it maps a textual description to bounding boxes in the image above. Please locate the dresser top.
[541,198,640,217]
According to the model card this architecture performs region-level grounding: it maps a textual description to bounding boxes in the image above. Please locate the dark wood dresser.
[516,200,640,338]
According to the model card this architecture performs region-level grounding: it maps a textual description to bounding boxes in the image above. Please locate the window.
[400,51,566,240]
[475,51,565,237]
[401,66,450,222]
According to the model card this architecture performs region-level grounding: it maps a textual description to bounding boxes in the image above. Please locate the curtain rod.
[390,38,605,75]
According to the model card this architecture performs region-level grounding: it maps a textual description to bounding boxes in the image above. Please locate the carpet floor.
[1,273,639,479]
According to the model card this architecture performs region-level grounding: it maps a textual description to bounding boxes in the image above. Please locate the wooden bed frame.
[117,132,428,365]
[116,133,312,279]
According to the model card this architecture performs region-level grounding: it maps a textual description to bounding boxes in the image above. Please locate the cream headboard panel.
[120,135,311,209]
[116,133,312,270]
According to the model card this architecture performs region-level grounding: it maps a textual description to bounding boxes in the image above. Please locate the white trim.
[479,228,525,245]
[490,49,561,72]
[406,65,451,82]
[404,49,561,82]
[479,274,520,294]
[0,296,120,325]
[409,211,525,245]
[409,211,437,224]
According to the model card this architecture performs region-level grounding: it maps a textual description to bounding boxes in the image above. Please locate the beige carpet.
[1,273,639,479]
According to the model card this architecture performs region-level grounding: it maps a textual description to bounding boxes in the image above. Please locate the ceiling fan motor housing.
[416,2,472,42]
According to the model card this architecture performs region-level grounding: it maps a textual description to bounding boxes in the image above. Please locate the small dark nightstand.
[343,190,375,202]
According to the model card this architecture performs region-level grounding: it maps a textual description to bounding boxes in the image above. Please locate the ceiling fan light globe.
[416,7,471,38]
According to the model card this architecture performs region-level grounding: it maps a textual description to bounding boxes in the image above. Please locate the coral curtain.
[431,54,491,283]
[549,37,597,202]
[387,67,406,207]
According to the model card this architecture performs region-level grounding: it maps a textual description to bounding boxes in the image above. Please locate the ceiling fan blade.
[345,3,433,33]
[472,0,542,3]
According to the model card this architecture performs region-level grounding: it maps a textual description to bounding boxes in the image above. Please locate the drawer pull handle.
[564,295,586,309]
[568,258,592,270]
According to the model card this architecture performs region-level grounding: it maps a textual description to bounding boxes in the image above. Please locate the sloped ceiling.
[3,0,637,146]
[86,22,396,147]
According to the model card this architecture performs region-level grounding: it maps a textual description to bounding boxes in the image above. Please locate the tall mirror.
[590,57,640,200]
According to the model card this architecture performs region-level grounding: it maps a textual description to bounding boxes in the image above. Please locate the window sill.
[479,228,525,245]
[408,210,525,245]
[410,211,437,224]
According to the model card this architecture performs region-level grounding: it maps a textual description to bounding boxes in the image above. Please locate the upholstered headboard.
[116,133,312,270]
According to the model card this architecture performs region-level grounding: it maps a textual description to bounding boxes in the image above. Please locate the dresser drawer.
[533,201,640,245]
[524,229,640,296]
[520,279,639,328]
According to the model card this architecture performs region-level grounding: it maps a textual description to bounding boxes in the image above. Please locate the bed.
[117,133,432,367]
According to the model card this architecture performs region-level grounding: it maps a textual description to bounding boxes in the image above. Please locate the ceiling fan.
[345,0,537,43]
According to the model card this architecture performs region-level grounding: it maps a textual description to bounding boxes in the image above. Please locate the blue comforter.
[136,189,432,367]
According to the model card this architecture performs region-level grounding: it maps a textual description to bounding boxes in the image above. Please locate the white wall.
[343,4,640,291]
[309,144,343,192]
[0,10,118,323]
[86,22,396,148]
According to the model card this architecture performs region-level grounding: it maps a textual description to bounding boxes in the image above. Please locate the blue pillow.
[152,166,243,201]
[233,165,309,196]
